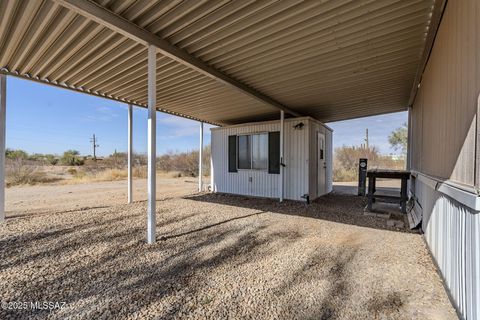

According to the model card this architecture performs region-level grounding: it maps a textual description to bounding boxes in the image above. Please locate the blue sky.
[5,76,406,156]
[328,112,407,155]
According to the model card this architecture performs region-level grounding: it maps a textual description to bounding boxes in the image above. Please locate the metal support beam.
[53,0,301,118]
[279,110,284,202]
[0,75,5,223]
[406,106,412,172]
[198,122,203,192]
[147,45,156,244]
[475,94,480,190]
[127,103,133,204]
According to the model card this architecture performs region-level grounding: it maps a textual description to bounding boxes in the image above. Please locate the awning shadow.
[184,190,411,233]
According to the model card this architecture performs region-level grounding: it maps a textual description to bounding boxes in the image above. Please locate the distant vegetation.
[4,147,211,187]
[158,145,211,177]
[60,150,84,166]
[333,145,405,182]
[333,125,408,182]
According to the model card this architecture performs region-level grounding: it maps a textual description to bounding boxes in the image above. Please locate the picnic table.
[366,169,410,214]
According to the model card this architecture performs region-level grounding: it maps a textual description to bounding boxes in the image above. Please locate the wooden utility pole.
[90,134,99,160]
[365,128,369,150]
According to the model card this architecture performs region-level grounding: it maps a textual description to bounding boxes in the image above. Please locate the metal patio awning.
[0,0,443,125]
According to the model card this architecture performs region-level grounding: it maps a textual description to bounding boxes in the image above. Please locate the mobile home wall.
[410,0,480,318]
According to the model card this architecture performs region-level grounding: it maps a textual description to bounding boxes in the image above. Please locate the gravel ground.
[0,180,456,319]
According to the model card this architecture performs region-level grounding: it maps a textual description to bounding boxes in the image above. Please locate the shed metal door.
[317,132,326,196]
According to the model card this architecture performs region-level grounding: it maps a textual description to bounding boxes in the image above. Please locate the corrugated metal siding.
[411,87,423,173]
[211,117,331,201]
[0,0,438,124]
[417,176,480,320]
[411,0,480,186]
[308,122,317,199]
[284,118,309,201]
[211,121,280,198]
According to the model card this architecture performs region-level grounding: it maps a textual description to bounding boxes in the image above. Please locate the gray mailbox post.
[358,158,368,196]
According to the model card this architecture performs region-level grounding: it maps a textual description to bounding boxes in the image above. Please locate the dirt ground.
[0,178,456,319]
[4,177,198,217]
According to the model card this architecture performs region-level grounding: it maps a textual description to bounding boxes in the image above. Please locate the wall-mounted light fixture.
[293,122,304,130]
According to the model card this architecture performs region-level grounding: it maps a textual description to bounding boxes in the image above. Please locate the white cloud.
[81,105,122,122]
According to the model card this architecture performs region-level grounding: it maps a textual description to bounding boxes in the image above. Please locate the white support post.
[147,45,156,244]
[406,106,412,171]
[0,75,5,223]
[127,104,133,204]
[279,110,284,202]
[198,122,203,192]
[210,144,214,193]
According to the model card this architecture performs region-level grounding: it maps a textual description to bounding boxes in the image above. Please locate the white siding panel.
[418,176,480,320]
[284,119,309,200]
[212,121,280,199]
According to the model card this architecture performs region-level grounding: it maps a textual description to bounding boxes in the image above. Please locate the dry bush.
[334,145,405,182]
[5,159,55,186]
[94,169,127,181]
[67,167,148,184]
[69,168,127,183]
[102,152,127,169]
[157,146,211,177]
[133,166,147,179]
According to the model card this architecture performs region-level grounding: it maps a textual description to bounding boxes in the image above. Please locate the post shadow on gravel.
[158,211,265,241]
[184,191,408,233]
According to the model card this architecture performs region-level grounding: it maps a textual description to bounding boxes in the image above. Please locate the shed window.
[236,133,268,170]
[252,134,268,169]
[237,135,251,169]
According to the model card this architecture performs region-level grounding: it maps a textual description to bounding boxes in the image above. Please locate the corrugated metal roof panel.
[0,0,438,124]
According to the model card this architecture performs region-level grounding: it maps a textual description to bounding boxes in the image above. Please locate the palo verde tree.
[388,123,408,155]
[61,150,84,166]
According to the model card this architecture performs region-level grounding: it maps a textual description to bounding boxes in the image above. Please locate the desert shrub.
[94,169,127,181]
[5,159,51,186]
[333,145,405,182]
[61,150,84,166]
[133,166,147,178]
[68,168,127,183]
[5,148,28,160]
[103,152,127,169]
[45,154,58,165]
[157,145,211,177]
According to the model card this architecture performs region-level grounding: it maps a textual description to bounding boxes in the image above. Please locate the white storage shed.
[210,117,332,201]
